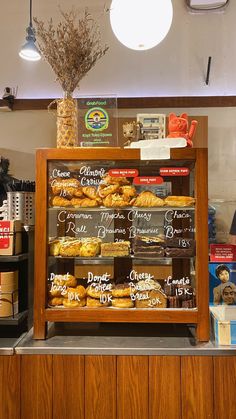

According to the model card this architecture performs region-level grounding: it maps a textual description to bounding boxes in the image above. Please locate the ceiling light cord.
[29,0,33,27]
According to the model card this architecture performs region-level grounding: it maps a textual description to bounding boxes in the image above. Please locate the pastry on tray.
[165,238,195,249]
[48,297,64,306]
[133,235,165,257]
[98,183,120,198]
[70,197,99,207]
[119,185,137,200]
[101,174,130,186]
[86,285,112,300]
[130,191,165,207]
[102,193,129,207]
[63,298,86,308]
[64,285,86,300]
[86,296,110,307]
[101,241,130,257]
[133,247,165,258]
[51,195,71,207]
[133,235,165,247]
[79,239,101,257]
[165,247,195,257]
[135,289,167,308]
[81,186,98,200]
[51,178,81,198]
[135,279,162,292]
[51,274,77,288]
[59,239,83,257]
[49,237,101,257]
[112,283,132,298]
[164,196,195,207]
[112,298,134,308]
[168,296,181,308]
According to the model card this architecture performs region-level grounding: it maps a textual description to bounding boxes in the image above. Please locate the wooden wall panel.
[214,356,236,419]
[149,356,181,419]
[0,355,20,419]
[117,356,148,419]
[21,355,53,419]
[53,355,84,419]
[85,355,116,419]
[181,356,214,419]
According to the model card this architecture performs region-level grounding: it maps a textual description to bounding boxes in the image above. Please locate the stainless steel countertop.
[15,323,236,355]
[0,335,25,355]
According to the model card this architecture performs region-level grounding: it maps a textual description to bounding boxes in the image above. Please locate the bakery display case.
[34,147,208,340]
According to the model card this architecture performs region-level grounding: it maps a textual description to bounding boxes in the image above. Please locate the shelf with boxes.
[0,221,31,336]
[34,146,208,341]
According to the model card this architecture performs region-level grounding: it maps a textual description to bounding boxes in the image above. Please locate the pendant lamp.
[19,0,41,61]
[110,0,173,51]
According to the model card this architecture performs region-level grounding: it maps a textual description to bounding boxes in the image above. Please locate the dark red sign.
[108,169,139,177]
[210,244,236,262]
[133,176,163,185]
[160,167,190,176]
[0,221,10,249]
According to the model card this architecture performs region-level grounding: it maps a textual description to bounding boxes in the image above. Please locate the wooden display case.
[34,146,208,341]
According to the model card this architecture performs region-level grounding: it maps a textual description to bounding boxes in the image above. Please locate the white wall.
[0,107,235,239]
[0,110,55,179]
[1,0,236,98]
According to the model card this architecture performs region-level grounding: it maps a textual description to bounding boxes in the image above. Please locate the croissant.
[102,174,130,186]
[51,178,81,198]
[119,185,137,200]
[51,196,71,207]
[103,193,129,207]
[82,186,98,200]
[71,197,98,207]
[98,183,119,198]
[131,191,165,207]
[165,196,195,207]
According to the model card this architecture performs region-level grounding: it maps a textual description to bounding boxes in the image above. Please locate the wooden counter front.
[1,354,236,419]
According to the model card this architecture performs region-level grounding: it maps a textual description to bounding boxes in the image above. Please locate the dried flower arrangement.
[34,8,109,94]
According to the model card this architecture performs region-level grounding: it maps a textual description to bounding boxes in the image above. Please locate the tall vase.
[51,92,78,148]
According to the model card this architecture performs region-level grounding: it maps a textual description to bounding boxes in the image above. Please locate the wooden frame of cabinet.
[34,146,208,341]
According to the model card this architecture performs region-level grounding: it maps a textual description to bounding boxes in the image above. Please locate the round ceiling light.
[110,0,173,51]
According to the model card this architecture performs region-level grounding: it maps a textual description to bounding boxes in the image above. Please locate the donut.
[112,283,132,298]
[112,298,134,308]
[86,296,110,307]
[62,298,86,308]
[64,285,86,299]
[48,283,66,298]
[53,274,77,288]
[48,297,63,306]
[87,285,112,299]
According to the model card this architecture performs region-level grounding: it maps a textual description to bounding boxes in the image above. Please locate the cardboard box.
[211,306,236,345]
[0,220,22,255]
[0,271,18,317]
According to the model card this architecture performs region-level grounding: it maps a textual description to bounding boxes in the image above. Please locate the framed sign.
[77,96,118,147]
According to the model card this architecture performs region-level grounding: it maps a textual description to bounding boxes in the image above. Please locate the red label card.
[108,169,139,177]
[210,244,236,262]
[0,221,10,249]
[160,167,190,176]
[133,176,163,185]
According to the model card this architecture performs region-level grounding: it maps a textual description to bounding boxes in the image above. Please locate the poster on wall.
[209,262,236,306]
[77,96,118,147]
